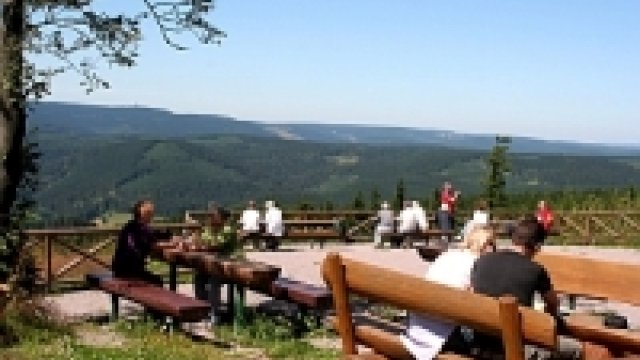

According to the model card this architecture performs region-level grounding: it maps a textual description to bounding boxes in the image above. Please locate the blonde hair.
[462,225,496,254]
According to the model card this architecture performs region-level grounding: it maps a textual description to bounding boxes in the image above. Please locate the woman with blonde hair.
[401,226,496,359]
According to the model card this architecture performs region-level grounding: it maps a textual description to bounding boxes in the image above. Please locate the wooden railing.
[24,223,201,292]
[187,209,640,244]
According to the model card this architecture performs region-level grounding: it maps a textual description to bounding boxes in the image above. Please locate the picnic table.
[150,241,332,332]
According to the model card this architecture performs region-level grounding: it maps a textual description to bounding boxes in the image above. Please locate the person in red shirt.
[438,181,460,234]
[535,200,554,235]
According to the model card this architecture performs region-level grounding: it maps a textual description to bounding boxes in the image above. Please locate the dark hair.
[132,200,152,221]
[511,215,547,249]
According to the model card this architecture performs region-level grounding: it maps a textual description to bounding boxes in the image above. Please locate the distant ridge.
[29,101,640,156]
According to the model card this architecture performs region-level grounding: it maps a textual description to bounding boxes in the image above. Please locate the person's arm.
[537,268,559,316]
[542,288,560,316]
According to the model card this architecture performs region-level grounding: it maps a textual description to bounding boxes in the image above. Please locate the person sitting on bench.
[373,201,394,248]
[111,199,165,286]
[263,200,283,249]
[470,216,611,359]
[238,200,261,239]
[401,226,496,359]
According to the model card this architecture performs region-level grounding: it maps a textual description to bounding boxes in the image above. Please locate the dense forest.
[34,131,640,224]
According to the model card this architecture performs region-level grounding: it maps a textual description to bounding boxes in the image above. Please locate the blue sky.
[39,1,640,145]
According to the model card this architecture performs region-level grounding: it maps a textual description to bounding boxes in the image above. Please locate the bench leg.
[169,263,177,292]
[233,284,247,330]
[111,294,119,321]
[292,305,309,338]
[208,277,222,325]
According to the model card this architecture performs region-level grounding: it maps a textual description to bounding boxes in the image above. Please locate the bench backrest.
[535,252,640,306]
[322,253,556,360]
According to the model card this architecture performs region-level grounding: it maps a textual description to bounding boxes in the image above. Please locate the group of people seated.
[402,216,609,360]
[373,200,430,246]
[237,200,284,237]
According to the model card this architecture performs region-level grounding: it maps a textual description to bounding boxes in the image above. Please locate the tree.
[352,191,365,210]
[483,135,511,209]
[1,0,224,290]
[393,178,405,211]
[369,188,380,211]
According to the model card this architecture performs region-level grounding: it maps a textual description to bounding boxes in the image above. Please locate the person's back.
[398,201,417,233]
[413,201,428,232]
[402,227,496,359]
[240,201,260,233]
[471,251,550,307]
[264,201,283,237]
[377,208,394,229]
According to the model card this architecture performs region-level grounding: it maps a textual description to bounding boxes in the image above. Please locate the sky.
[37,1,640,145]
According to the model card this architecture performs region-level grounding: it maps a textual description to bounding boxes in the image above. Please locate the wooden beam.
[323,253,357,355]
[536,253,640,307]
[54,238,113,279]
[338,257,556,348]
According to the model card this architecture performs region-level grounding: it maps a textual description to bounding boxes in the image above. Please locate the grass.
[0,301,339,360]
[214,312,339,359]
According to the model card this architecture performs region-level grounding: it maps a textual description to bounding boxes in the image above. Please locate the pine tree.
[484,136,511,209]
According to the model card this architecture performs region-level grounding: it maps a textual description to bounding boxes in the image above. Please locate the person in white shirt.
[238,200,260,238]
[460,199,490,241]
[401,226,496,360]
[264,200,283,237]
[413,200,429,232]
[374,201,394,247]
[397,201,417,234]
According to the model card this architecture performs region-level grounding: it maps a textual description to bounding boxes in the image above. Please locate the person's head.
[511,216,547,254]
[475,199,488,211]
[443,181,453,190]
[537,200,548,210]
[403,200,412,209]
[381,201,389,210]
[265,200,274,209]
[248,200,256,209]
[463,225,496,254]
[132,200,154,224]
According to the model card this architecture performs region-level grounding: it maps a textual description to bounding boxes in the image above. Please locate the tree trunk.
[1,1,25,232]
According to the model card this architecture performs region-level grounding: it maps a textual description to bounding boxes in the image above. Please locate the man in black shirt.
[471,216,557,312]
[471,217,613,359]
[111,200,164,285]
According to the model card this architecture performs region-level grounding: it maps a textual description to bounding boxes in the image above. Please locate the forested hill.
[29,102,640,156]
[35,132,640,222]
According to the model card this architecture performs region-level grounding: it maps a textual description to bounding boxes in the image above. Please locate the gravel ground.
[46,243,640,328]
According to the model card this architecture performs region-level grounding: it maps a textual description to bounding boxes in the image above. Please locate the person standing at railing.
[438,181,460,233]
[111,199,165,285]
[535,200,555,236]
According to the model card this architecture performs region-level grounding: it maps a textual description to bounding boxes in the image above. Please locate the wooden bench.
[242,230,348,250]
[380,230,455,248]
[86,273,211,326]
[535,252,640,354]
[322,252,559,360]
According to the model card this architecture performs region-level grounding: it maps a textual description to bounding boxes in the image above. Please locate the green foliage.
[27,132,640,223]
[0,299,70,347]
[215,312,339,359]
[484,135,511,209]
[370,188,381,210]
[352,191,366,210]
[394,178,405,211]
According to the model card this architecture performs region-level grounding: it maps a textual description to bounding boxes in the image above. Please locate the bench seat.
[87,273,210,323]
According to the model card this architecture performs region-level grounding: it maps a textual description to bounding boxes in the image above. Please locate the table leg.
[169,262,177,292]
[233,284,247,330]
[111,294,119,321]
[208,277,222,325]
